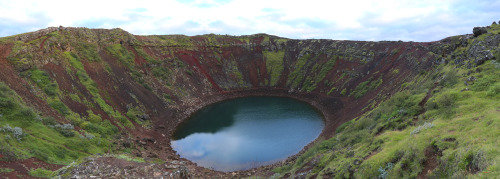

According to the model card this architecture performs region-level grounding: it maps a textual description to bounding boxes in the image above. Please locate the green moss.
[133,46,157,62]
[315,58,337,83]
[151,35,193,47]
[0,168,14,173]
[69,94,82,103]
[327,87,337,95]
[340,88,347,96]
[86,110,102,123]
[116,154,146,163]
[391,48,400,55]
[76,43,101,62]
[288,54,311,88]
[126,106,151,128]
[106,44,135,69]
[351,76,383,99]
[29,168,54,178]
[49,101,70,115]
[264,50,285,86]
[28,69,60,97]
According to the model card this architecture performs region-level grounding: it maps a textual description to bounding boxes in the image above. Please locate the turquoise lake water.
[171,96,324,171]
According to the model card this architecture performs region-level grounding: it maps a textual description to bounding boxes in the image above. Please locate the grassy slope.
[0,30,136,178]
[272,28,500,178]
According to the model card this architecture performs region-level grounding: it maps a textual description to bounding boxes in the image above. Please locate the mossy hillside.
[64,51,134,129]
[350,75,383,99]
[263,50,285,86]
[272,54,500,178]
[0,82,115,167]
[302,56,338,92]
[287,53,315,89]
[106,44,153,91]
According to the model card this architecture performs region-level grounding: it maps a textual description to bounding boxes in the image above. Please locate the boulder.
[136,114,151,121]
[473,27,487,37]
[474,50,494,66]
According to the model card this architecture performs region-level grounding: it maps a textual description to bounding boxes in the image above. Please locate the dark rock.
[474,51,494,65]
[473,27,487,37]
[147,153,158,158]
[137,114,151,121]
[493,21,498,25]
[354,159,361,165]
[144,138,155,143]
[137,140,147,146]
[122,141,131,148]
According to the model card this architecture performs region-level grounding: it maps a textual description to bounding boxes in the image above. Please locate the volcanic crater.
[1,25,492,178]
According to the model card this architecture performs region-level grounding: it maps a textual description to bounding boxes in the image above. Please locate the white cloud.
[1,0,499,41]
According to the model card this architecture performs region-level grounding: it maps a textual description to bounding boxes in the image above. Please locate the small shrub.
[486,83,500,97]
[31,148,49,161]
[0,98,15,108]
[53,123,75,137]
[470,75,496,91]
[410,122,435,135]
[0,144,18,161]
[0,124,25,141]
[42,117,58,126]
[54,146,68,159]
[441,70,459,87]
[436,93,455,109]
[101,120,119,136]
[494,50,500,63]
[87,110,102,123]
[83,133,95,140]
[49,101,70,115]
[378,162,394,179]
[82,122,103,134]
[20,107,35,118]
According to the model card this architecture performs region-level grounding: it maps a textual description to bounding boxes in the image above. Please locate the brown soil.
[0,158,63,179]
[417,146,441,179]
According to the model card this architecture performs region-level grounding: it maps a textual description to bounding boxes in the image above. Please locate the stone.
[493,21,498,25]
[474,51,494,65]
[137,114,151,120]
[473,27,487,37]
[122,141,131,148]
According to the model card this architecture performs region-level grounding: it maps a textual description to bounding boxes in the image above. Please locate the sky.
[1,0,500,42]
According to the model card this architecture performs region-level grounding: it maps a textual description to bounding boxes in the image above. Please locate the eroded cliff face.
[1,25,497,178]
[1,27,440,133]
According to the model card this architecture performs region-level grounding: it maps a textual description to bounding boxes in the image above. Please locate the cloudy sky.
[1,0,499,41]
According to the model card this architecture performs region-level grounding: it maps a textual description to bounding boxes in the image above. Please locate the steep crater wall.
[0,27,470,175]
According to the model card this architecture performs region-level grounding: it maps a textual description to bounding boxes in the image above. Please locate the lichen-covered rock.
[473,27,488,37]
